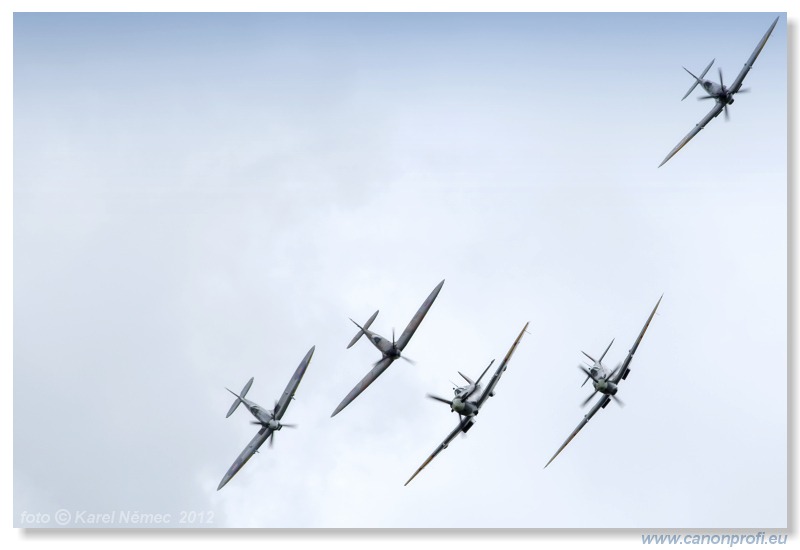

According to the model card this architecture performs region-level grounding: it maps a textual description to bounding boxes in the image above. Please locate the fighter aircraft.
[217,345,314,490]
[658,16,779,167]
[544,296,662,468]
[331,279,445,417]
[404,322,529,486]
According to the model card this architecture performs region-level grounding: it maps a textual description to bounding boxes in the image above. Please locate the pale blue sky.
[14,12,786,528]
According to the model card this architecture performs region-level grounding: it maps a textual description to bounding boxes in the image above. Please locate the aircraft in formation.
[213,16,780,490]
[217,346,315,490]
[658,16,779,167]
[331,279,445,417]
[216,285,664,488]
[544,295,662,468]
[404,322,530,486]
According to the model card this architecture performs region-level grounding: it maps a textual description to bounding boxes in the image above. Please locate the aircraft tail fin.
[347,310,379,349]
[681,58,714,100]
[599,338,615,363]
[225,377,253,418]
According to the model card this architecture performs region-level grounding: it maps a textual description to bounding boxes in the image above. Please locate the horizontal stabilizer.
[474,359,495,387]
[226,377,253,418]
[599,338,615,363]
[458,371,474,385]
[347,310,379,349]
[682,58,714,100]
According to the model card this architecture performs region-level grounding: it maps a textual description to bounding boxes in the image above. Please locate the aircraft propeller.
[389,327,416,364]
[696,67,753,121]
[249,419,297,449]
[577,365,625,408]
[427,394,454,407]
[580,390,599,407]
[605,362,621,381]
[718,68,731,120]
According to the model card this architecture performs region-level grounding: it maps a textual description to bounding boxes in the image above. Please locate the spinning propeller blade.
[427,394,453,406]
[581,390,598,408]
[606,362,622,381]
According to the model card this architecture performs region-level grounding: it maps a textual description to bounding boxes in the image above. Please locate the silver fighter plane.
[658,16,779,167]
[331,279,445,417]
[404,322,529,486]
[544,296,662,468]
[217,345,315,490]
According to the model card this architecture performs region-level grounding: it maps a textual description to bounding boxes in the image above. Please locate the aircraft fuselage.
[239,398,281,428]
[363,328,401,358]
[450,383,481,417]
[451,396,479,417]
[700,80,734,104]
[586,362,618,395]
